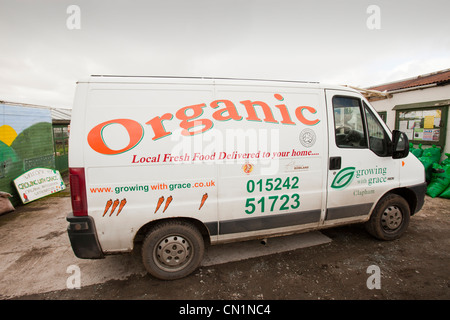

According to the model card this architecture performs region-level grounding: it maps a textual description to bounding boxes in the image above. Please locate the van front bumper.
[409,182,427,214]
[67,213,104,259]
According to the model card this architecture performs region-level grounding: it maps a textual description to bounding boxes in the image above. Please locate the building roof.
[367,68,450,92]
[0,100,71,122]
[50,108,71,121]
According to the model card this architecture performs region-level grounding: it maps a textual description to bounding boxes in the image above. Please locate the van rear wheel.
[142,220,204,280]
[365,194,410,241]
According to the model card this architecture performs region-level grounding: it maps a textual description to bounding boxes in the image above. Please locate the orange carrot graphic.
[163,195,173,213]
[109,199,120,216]
[117,198,127,216]
[199,193,208,210]
[155,196,164,213]
[103,199,113,217]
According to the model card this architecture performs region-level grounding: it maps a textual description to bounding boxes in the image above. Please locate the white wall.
[369,85,450,158]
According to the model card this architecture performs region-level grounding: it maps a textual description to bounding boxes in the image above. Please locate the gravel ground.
[10,195,449,301]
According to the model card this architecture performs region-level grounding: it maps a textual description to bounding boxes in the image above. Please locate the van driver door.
[324,89,400,225]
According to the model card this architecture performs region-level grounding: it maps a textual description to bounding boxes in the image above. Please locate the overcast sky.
[1,0,449,108]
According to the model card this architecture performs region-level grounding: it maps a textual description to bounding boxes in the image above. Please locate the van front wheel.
[365,194,410,241]
[142,221,204,280]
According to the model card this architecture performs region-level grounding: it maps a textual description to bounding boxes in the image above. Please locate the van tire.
[365,194,410,241]
[141,220,204,280]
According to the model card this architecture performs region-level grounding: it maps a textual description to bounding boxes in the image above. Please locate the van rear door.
[325,89,400,224]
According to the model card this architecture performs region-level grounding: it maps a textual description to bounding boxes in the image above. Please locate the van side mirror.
[392,130,409,159]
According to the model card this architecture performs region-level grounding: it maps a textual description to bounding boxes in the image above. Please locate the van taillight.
[70,168,88,216]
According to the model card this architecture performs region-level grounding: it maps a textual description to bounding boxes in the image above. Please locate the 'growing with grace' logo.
[331,166,388,189]
[331,167,356,189]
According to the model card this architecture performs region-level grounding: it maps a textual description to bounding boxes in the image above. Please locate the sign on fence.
[14,168,66,203]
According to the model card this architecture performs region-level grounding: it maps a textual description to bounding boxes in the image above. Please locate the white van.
[67,76,426,280]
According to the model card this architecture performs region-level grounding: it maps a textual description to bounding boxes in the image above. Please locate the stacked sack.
[410,143,423,158]
[426,153,450,198]
[404,144,450,198]
[436,154,450,199]
[414,145,441,182]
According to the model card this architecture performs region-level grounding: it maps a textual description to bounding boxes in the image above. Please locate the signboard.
[13,168,66,204]
[398,109,442,143]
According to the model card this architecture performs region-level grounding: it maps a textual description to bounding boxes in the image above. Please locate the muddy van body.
[67,76,426,280]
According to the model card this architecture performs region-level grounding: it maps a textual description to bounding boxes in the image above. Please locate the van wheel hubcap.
[381,206,403,231]
[155,235,192,270]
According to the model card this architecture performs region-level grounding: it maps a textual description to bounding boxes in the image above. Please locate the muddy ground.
[7,193,448,301]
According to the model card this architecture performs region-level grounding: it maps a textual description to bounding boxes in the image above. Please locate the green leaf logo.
[331,167,355,189]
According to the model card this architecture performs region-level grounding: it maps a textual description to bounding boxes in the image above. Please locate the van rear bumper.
[67,213,104,259]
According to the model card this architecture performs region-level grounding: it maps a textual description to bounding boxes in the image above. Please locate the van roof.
[78,75,356,92]
[88,75,318,84]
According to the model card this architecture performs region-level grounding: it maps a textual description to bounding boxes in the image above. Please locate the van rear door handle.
[329,157,341,170]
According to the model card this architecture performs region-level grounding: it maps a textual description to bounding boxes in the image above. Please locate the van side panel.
[83,80,219,252]
[78,78,328,252]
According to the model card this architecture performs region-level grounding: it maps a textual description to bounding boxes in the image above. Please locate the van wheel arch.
[134,217,211,245]
[366,192,411,241]
[141,219,205,280]
[382,188,418,216]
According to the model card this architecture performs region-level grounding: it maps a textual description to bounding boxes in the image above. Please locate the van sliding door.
[214,83,327,241]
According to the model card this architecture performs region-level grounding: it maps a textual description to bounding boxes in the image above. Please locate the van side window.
[364,102,391,157]
[333,96,367,148]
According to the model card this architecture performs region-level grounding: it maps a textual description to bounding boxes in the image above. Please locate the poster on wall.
[13,168,66,204]
[399,108,442,144]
